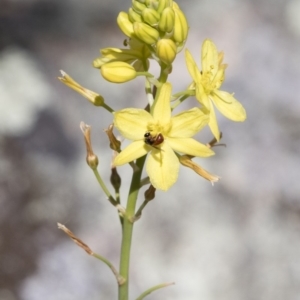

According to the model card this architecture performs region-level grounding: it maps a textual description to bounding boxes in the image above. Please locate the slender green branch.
[118,155,147,300]
[57,223,125,285]
[92,253,126,285]
[135,282,175,300]
[133,198,149,222]
[93,168,118,206]
[139,177,150,187]
[171,89,194,100]
[171,93,192,110]
[101,102,115,113]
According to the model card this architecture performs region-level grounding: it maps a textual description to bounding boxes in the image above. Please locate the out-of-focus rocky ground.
[1,0,300,299]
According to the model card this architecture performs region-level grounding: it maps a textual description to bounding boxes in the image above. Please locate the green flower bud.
[172,5,188,43]
[158,7,175,32]
[133,22,159,44]
[135,0,146,3]
[101,62,137,83]
[132,0,147,14]
[156,38,177,64]
[142,8,160,26]
[128,8,142,23]
[117,12,135,38]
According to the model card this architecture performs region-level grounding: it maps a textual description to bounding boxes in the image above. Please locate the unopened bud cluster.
[119,0,188,64]
[93,0,188,83]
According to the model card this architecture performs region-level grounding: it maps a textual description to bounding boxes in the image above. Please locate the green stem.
[92,252,125,286]
[101,102,115,113]
[135,282,175,300]
[118,155,147,300]
[93,169,118,206]
[134,199,149,221]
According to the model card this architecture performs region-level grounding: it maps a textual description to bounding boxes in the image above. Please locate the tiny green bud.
[144,185,156,201]
[156,38,177,64]
[141,8,160,26]
[133,22,159,44]
[158,7,175,32]
[87,155,99,170]
[172,5,188,43]
[117,12,135,38]
[128,8,142,23]
[101,62,137,83]
[110,167,121,191]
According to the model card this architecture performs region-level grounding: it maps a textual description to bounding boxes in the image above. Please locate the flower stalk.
[58,1,247,299]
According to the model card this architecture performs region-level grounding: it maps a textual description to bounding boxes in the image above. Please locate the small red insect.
[144,132,164,146]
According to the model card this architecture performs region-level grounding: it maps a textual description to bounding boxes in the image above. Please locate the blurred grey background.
[1,0,300,299]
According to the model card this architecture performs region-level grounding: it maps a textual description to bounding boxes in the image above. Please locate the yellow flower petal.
[195,83,210,107]
[114,109,153,140]
[169,108,209,138]
[167,138,214,157]
[185,49,199,82]
[152,82,172,125]
[202,39,219,79]
[146,143,179,191]
[212,90,247,121]
[207,101,221,141]
[114,140,148,166]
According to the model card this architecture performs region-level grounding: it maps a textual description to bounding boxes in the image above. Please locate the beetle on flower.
[113,83,214,191]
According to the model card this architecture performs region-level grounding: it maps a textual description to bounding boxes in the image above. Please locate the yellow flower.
[113,83,214,191]
[185,39,246,140]
[93,39,151,72]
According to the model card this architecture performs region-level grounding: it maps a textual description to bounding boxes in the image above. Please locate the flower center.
[144,132,164,146]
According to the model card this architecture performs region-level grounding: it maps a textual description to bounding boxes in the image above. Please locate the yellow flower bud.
[158,7,175,32]
[128,7,142,23]
[132,0,147,13]
[133,22,159,44]
[93,57,110,68]
[117,12,134,38]
[172,5,188,43]
[145,0,159,10]
[141,8,160,26]
[156,0,167,13]
[156,38,177,65]
[101,62,137,83]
